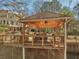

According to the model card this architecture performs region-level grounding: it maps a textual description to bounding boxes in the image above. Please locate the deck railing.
[0,34,64,49]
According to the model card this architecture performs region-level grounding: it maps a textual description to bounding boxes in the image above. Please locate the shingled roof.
[20,12,71,22]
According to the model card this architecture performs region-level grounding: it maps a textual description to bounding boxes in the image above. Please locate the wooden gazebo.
[19,12,71,59]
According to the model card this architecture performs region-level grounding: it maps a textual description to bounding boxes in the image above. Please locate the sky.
[59,0,79,9]
[27,0,79,10]
[0,0,79,14]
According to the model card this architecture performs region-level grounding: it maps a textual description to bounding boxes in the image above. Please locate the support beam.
[64,19,67,59]
[22,23,26,59]
[22,23,26,45]
[22,47,25,59]
[48,50,49,59]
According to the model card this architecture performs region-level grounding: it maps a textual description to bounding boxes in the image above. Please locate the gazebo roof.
[20,12,71,22]
[19,12,72,28]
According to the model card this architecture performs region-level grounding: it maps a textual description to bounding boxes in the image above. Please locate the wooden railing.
[0,34,64,49]
[0,34,22,44]
[66,36,79,53]
[67,35,79,43]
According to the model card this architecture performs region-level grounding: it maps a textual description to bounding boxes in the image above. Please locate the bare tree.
[3,0,28,18]
[33,0,62,13]
[33,0,44,13]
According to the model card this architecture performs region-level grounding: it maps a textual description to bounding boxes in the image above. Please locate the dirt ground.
[0,45,64,59]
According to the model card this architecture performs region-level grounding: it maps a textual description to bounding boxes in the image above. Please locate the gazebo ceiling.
[19,12,72,28]
[26,20,63,28]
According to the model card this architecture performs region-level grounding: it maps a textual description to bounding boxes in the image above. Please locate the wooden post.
[48,49,49,59]
[22,23,26,45]
[64,19,67,59]
[22,47,25,59]
[22,23,26,59]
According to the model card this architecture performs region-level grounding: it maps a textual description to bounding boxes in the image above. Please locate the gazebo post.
[22,23,26,45]
[22,23,26,59]
[22,47,25,59]
[64,18,67,59]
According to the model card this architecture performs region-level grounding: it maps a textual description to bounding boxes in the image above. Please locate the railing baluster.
[0,35,1,43]
[17,35,19,44]
[42,36,44,47]
[5,35,6,43]
[1,35,2,43]
[32,35,34,47]
[0,35,2,43]
[15,35,17,43]
[11,35,12,43]
[52,36,54,47]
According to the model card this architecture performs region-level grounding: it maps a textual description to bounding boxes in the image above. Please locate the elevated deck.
[0,34,79,54]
